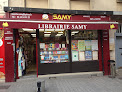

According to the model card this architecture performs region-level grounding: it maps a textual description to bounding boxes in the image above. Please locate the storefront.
[0,7,118,82]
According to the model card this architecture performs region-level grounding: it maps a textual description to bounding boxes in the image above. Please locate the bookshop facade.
[0,7,118,82]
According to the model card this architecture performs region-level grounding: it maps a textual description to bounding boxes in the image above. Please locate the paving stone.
[0,76,122,92]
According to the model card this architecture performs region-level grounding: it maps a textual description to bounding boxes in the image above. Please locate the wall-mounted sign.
[10,13,110,21]
[53,14,72,20]
[42,14,49,20]
[0,29,5,79]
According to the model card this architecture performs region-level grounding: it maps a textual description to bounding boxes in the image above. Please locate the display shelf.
[40,50,68,51]
[40,54,68,55]
[40,59,68,60]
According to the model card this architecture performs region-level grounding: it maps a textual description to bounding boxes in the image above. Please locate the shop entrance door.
[115,34,122,68]
[16,29,37,78]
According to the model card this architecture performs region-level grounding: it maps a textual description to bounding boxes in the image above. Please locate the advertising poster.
[85,40,91,50]
[0,29,5,79]
[91,40,98,50]
[72,51,78,61]
[78,40,85,51]
[55,43,59,48]
[85,51,92,60]
[40,43,45,49]
[79,51,85,61]
[72,40,78,50]
[93,51,98,60]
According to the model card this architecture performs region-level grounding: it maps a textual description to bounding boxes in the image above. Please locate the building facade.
[0,0,122,82]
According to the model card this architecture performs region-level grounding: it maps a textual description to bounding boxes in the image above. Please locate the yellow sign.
[110,24,115,29]
[2,22,9,27]
[53,14,71,20]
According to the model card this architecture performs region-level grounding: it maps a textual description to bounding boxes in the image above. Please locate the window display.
[71,30,98,61]
[39,30,69,63]
[40,43,68,63]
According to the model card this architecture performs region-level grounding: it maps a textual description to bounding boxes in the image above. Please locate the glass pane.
[71,30,98,61]
[39,30,69,63]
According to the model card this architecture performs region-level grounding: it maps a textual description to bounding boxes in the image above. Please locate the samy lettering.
[53,14,72,20]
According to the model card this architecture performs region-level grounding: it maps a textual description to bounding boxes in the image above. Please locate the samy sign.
[53,14,72,20]
[38,24,87,29]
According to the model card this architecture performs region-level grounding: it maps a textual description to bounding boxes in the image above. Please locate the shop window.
[71,30,98,61]
[40,30,69,63]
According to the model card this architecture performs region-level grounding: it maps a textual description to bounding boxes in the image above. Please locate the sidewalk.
[0,75,122,92]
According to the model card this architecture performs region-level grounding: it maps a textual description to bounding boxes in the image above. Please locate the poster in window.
[72,51,79,61]
[85,40,91,50]
[40,43,45,49]
[79,51,85,61]
[85,51,92,60]
[78,40,85,51]
[72,40,78,50]
[93,51,98,60]
[91,40,98,50]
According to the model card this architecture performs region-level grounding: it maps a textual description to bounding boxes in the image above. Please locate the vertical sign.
[4,28,14,82]
[0,28,5,79]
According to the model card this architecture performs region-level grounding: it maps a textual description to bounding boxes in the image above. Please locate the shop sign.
[10,13,110,21]
[38,24,87,29]
[0,29,5,79]
[53,14,72,20]
[11,13,32,19]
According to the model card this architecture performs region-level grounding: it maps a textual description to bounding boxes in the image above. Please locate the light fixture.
[58,32,63,34]
[44,32,51,33]
[45,29,54,31]
[31,34,36,35]
[72,31,79,33]
[44,34,50,35]
[71,34,75,35]
[32,35,36,37]
[55,29,64,31]
[39,29,44,31]
[23,28,36,31]
[56,34,63,36]
[44,34,50,37]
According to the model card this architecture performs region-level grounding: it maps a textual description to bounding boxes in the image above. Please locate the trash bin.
[108,60,116,78]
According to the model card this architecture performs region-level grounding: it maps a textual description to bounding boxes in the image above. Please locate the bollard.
[37,81,41,92]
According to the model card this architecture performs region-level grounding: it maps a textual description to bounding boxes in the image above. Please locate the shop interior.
[17,29,99,77]
[39,29,98,64]
[17,29,36,77]
[39,29,69,63]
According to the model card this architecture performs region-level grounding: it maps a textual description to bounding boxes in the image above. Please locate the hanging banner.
[0,28,5,79]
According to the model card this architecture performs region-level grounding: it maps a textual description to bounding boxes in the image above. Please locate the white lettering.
[71,25,75,29]
[49,24,53,29]
[57,24,59,29]
[53,25,57,29]
[67,25,70,29]
[75,25,79,29]
[38,24,41,29]
[60,24,63,29]
[45,24,48,29]
[84,25,87,29]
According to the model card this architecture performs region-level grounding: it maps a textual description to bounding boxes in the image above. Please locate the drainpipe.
[24,0,26,8]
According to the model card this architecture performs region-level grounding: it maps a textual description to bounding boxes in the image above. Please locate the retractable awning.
[0,19,118,30]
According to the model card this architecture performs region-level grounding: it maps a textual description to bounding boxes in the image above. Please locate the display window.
[71,30,98,61]
[39,30,69,63]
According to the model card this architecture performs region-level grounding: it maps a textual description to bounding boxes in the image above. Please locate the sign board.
[0,29,5,79]
[10,13,110,21]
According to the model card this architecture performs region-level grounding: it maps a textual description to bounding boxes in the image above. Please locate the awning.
[0,19,118,30]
